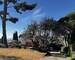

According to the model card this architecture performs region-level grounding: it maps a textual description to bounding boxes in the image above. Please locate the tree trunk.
[2,20,8,47]
[2,0,8,47]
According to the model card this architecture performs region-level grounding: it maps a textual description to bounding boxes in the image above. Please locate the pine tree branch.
[0,0,3,5]
[14,2,36,14]
[7,17,18,23]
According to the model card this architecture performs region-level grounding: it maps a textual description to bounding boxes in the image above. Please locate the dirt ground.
[0,48,71,60]
[0,48,45,60]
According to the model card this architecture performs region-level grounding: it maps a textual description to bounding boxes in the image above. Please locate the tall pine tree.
[0,0,36,47]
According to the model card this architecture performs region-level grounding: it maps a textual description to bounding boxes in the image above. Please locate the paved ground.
[40,56,68,60]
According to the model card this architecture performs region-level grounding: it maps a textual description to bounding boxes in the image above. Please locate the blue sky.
[0,0,75,38]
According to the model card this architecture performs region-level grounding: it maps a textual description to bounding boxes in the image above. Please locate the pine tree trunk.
[2,20,8,47]
[2,0,8,47]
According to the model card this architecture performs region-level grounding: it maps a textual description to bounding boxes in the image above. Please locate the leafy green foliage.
[58,12,75,53]
[58,13,75,30]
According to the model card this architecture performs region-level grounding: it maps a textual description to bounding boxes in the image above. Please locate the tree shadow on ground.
[72,58,75,60]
